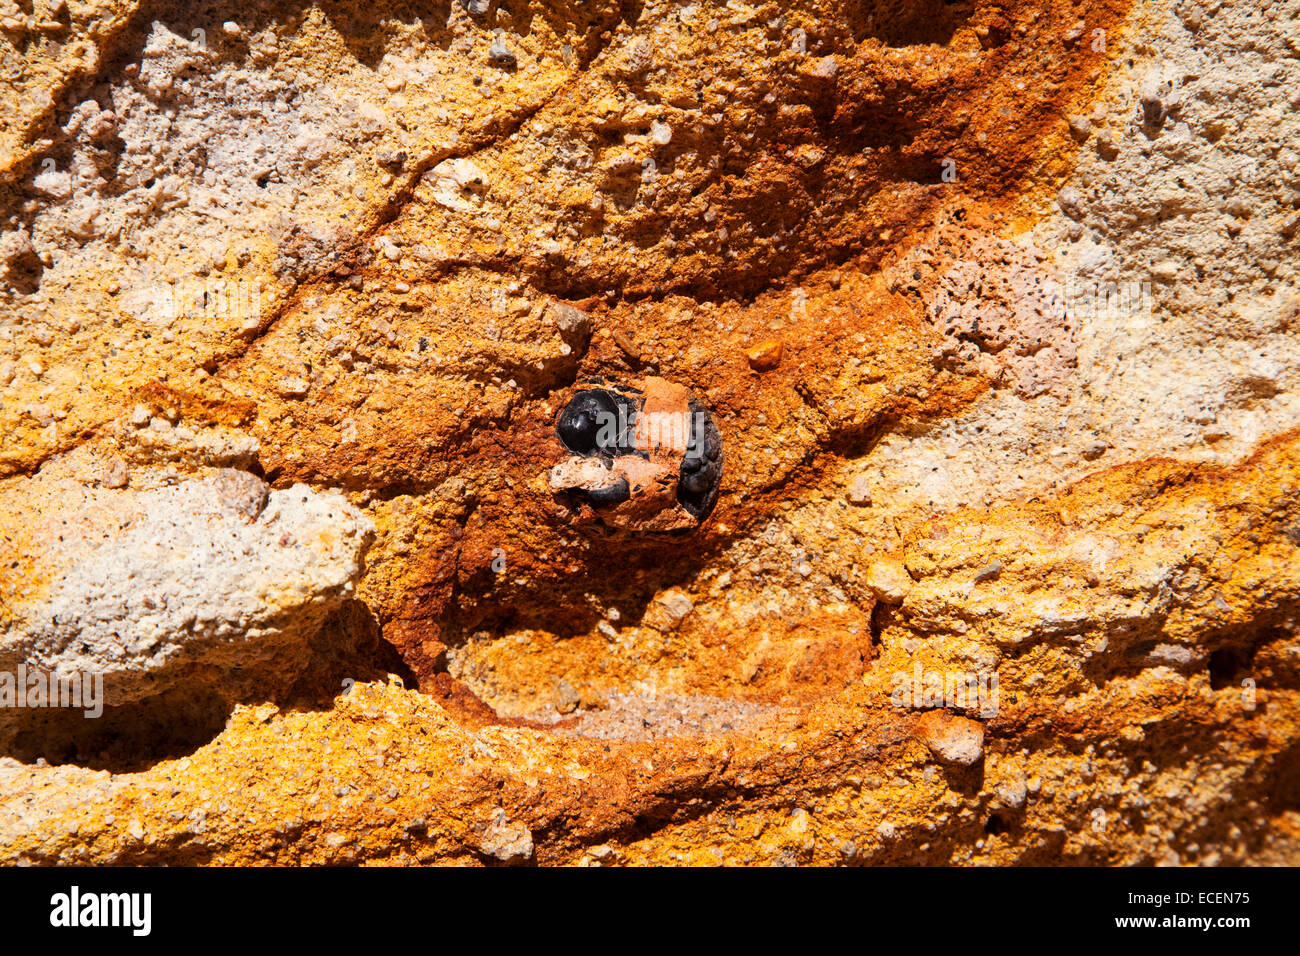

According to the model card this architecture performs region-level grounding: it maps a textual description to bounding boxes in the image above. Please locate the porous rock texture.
[0,460,372,716]
[0,0,1297,865]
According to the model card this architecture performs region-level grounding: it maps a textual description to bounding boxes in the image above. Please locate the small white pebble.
[102,457,128,489]
[278,377,310,398]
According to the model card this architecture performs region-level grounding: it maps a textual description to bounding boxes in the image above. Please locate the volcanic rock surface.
[0,0,1298,865]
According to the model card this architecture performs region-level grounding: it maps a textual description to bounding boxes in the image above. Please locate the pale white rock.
[0,471,374,708]
[479,810,533,863]
[101,457,128,489]
[138,22,212,98]
[846,474,872,506]
[996,777,1028,810]
[32,168,73,199]
[277,376,310,397]
[864,0,1300,519]
[550,302,592,337]
[866,559,912,604]
[915,713,985,767]
[119,422,260,470]
[805,55,838,79]
[426,158,488,212]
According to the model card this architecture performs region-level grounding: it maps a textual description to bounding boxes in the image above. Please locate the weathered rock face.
[0,465,372,707]
[0,0,1298,865]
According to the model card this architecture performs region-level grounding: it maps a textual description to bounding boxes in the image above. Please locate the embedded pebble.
[846,475,872,506]
[102,457,128,489]
[746,339,784,371]
[866,560,912,604]
[915,712,985,767]
[489,35,516,68]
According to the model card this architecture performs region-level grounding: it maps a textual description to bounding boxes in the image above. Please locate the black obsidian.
[554,382,724,526]
[677,397,723,519]
[556,389,637,457]
[585,475,631,507]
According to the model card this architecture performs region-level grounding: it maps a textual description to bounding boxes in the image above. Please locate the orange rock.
[745,339,784,371]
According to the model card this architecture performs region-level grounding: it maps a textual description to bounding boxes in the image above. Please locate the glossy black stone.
[585,475,631,507]
[555,383,723,525]
[556,389,637,457]
[677,398,723,520]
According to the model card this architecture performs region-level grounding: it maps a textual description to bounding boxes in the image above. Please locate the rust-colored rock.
[745,340,785,372]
